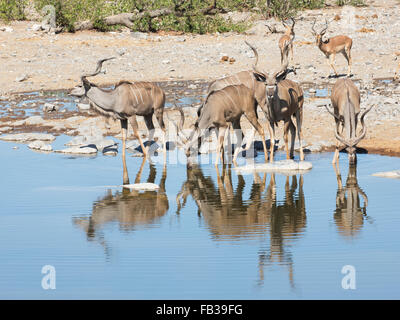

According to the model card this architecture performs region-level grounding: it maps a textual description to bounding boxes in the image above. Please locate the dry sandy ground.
[0,0,400,157]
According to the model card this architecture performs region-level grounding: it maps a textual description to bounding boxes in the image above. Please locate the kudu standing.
[279,18,295,64]
[207,41,267,113]
[311,19,353,78]
[324,78,373,164]
[70,57,168,185]
[252,58,305,162]
[205,41,294,162]
[184,84,269,165]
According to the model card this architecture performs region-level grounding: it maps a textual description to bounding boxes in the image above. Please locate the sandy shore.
[1,0,400,157]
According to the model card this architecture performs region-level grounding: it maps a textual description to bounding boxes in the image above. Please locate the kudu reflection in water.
[333,164,369,238]
[176,165,306,288]
[73,158,169,256]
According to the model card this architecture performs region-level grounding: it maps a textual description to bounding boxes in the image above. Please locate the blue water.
[0,137,399,299]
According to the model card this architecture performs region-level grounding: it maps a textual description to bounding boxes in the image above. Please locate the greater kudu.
[70,57,181,184]
[311,19,353,77]
[183,84,269,165]
[324,78,373,164]
[252,58,304,162]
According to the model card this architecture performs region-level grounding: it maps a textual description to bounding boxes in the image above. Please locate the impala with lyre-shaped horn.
[324,78,373,165]
[70,57,174,185]
[252,56,304,163]
[279,17,295,64]
[182,84,269,166]
[311,18,353,78]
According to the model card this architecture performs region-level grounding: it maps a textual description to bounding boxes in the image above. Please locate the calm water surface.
[0,137,399,299]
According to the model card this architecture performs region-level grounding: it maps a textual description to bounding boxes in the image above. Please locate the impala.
[311,19,353,78]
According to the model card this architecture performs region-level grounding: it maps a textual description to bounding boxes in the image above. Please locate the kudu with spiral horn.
[70,57,183,184]
[324,78,373,165]
[252,53,304,162]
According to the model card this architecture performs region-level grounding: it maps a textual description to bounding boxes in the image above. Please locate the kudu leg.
[144,114,156,158]
[289,120,296,159]
[284,120,296,160]
[121,119,130,185]
[332,121,344,164]
[232,120,243,165]
[154,109,167,159]
[245,112,268,163]
[295,109,304,161]
[239,127,256,163]
[266,121,275,163]
[283,121,291,159]
[215,126,227,167]
[129,116,147,158]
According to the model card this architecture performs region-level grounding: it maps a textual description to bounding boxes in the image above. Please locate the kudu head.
[325,104,374,164]
[311,18,328,46]
[70,57,116,97]
[250,42,295,100]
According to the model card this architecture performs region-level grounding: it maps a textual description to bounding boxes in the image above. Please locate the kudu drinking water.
[311,19,353,78]
[252,57,304,162]
[203,41,295,163]
[324,78,373,164]
[183,84,269,165]
[70,57,182,184]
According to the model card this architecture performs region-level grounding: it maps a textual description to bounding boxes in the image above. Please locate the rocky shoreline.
[1,1,400,157]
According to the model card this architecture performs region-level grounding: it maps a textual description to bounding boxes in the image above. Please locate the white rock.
[372,170,400,179]
[235,160,313,175]
[55,146,97,154]
[15,74,28,82]
[43,103,59,112]
[0,26,13,32]
[0,133,55,142]
[31,24,42,31]
[14,116,45,126]
[121,183,159,191]
[28,140,53,152]
[77,103,90,110]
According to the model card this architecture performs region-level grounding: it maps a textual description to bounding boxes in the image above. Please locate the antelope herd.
[69,16,398,184]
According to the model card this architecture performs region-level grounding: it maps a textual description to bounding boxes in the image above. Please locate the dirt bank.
[0,0,400,157]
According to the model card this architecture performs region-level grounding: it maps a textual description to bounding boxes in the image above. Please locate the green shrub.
[336,0,366,6]
[0,0,27,21]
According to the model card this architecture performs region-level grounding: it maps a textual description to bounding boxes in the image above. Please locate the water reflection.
[177,165,307,287]
[333,164,369,238]
[73,158,169,257]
